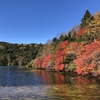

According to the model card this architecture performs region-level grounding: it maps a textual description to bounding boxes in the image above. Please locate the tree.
[52,37,59,49]
[0,55,7,66]
[54,40,69,71]
[80,10,91,29]
[67,31,76,42]
[63,53,76,64]
[59,34,68,42]
[52,37,59,44]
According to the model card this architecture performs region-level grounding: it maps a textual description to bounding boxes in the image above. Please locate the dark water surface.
[0,66,100,100]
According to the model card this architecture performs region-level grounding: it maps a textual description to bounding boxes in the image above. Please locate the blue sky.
[0,0,100,44]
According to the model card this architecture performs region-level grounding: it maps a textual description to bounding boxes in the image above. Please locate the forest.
[0,10,100,76]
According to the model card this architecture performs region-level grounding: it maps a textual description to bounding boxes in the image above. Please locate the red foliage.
[35,54,52,69]
[42,54,52,68]
[74,41,100,75]
[36,36,100,76]
[76,27,86,37]
[35,57,44,68]
[54,40,68,71]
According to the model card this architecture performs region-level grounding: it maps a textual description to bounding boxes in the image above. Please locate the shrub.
[68,63,76,72]
[63,52,76,64]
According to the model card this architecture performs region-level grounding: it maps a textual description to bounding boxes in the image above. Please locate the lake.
[0,66,100,100]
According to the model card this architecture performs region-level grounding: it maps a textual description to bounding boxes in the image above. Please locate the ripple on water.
[0,85,53,100]
[0,85,100,100]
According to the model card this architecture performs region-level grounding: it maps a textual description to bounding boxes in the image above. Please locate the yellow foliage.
[87,12,100,33]
[41,43,53,56]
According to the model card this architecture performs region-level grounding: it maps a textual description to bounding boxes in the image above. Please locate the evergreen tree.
[80,10,91,29]
[59,34,68,42]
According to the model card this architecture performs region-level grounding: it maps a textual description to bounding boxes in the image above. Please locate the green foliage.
[52,37,58,43]
[65,63,76,72]
[68,63,76,72]
[32,64,38,69]
[0,42,43,66]
[63,53,76,64]
[76,30,100,43]
[80,10,91,29]
[26,63,32,68]
[76,34,87,43]
[7,62,11,66]
[67,31,76,42]
[11,60,18,66]
[52,37,59,49]
[59,34,68,42]
[63,52,76,72]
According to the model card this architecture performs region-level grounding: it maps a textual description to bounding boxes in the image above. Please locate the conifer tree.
[80,10,91,29]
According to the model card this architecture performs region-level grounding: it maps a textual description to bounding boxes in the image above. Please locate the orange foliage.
[76,27,86,37]
[74,41,100,75]
[36,40,100,75]
[54,40,68,71]
[35,26,100,76]
[35,54,52,69]
[35,57,44,68]
[42,54,52,68]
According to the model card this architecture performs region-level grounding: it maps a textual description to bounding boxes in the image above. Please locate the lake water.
[0,66,100,100]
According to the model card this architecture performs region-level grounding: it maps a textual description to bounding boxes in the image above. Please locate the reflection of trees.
[34,70,51,84]
[76,76,99,99]
[34,70,100,100]
[64,75,76,85]
[76,76,96,90]
[54,73,65,84]
[35,70,65,85]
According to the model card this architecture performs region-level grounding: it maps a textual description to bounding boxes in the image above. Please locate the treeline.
[0,42,43,66]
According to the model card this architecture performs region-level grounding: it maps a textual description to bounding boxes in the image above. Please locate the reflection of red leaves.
[54,40,68,71]
[55,73,65,84]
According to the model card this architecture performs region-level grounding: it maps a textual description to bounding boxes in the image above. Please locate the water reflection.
[34,70,100,100]
[34,70,65,85]
[0,66,100,100]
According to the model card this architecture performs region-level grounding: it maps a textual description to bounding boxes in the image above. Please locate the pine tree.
[80,10,91,29]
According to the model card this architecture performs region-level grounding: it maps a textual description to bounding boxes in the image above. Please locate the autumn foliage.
[74,41,100,75]
[76,27,86,37]
[54,40,68,71]
[35,57,44,68]
[35,54,52,69]
[33,11,100,76]
[42,54,52,68]
[35,39,100,76]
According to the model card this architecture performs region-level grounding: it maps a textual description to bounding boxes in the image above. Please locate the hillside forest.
[0,10,100,76]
